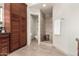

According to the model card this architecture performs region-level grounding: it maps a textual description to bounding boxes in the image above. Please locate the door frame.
[27,10,40,46]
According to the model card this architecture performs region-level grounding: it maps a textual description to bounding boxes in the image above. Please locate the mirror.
[0,4,4,32]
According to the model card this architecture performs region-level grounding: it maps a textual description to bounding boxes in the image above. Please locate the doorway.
[40,5,53,46]
[30,14,39,45]
[28,3,53,46]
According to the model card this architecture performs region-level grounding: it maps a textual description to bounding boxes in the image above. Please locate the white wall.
[28,3,79,55]
[53,3,79,56]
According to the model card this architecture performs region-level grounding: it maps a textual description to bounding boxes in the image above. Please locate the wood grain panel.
[4,3,27,53]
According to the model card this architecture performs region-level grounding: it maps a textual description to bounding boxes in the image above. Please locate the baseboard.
[53,45,68,56]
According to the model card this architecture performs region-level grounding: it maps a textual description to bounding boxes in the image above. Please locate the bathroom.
[40,4,53,45]
[29,3,53,46]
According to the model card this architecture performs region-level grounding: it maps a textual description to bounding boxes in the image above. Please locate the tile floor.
[8,39,66,56]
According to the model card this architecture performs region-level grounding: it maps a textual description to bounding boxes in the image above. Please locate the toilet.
[34,35,38,40]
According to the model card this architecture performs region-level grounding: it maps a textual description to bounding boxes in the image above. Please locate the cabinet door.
[10,33,19,51]
[11,3,21,15]
[10,15,20,51]
[19,4,26,17]
[19,4,27,47]
[11,3,26,16]
[19,17,27,47]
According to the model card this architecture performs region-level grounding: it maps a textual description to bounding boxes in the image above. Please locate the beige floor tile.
[8,39,66,56]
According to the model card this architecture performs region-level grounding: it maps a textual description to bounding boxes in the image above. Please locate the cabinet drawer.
[1,47,8,53]
[1,39,9,43]
[1,43,8,47]
[0,47,9,56]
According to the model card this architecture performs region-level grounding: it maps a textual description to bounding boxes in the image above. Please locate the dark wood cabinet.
[4,3,27,52]
[0,33,9,56]
[19,17,27,47]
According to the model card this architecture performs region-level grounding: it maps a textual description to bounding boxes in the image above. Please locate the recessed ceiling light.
[43,4,46,7]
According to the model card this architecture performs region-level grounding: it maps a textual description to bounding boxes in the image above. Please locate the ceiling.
[29,3,53,17]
